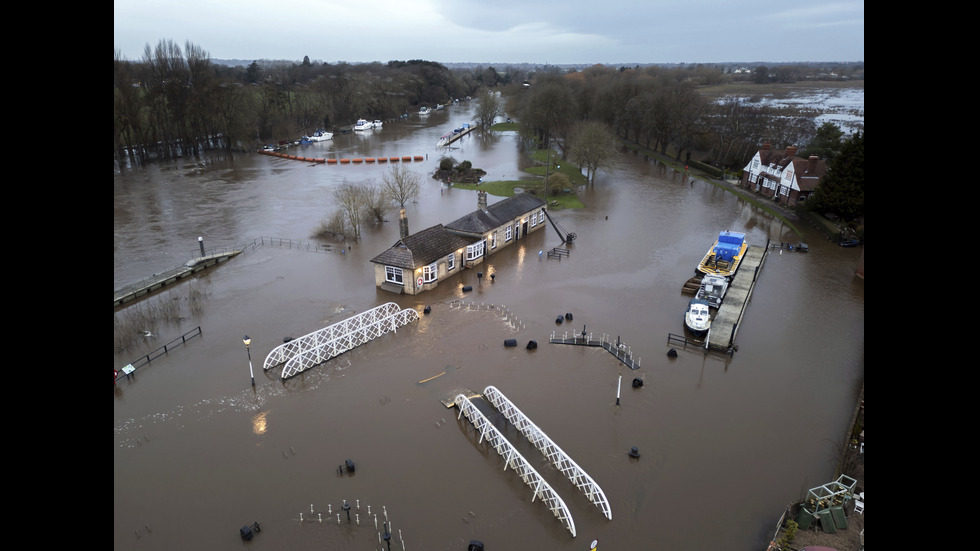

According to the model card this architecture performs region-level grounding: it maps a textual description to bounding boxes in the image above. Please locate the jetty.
[704,242,768,354]
[114,251,241,308]
[437,123,478,147]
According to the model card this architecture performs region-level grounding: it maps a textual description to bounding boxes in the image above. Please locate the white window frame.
[423,262,438,283]
[489,231,497,249]
[466,241,484,261]
[385,266,404,284]
[446,252,455,271]
[505,225,512,242]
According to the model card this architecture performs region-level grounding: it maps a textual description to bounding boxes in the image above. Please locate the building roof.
[370,224,476,269]
[445,193,546,236]
[754,143,828,190]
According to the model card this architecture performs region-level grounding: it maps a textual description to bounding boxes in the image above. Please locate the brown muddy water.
[114,103,864,551]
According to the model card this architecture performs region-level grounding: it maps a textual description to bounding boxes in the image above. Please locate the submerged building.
[370,191,548,295]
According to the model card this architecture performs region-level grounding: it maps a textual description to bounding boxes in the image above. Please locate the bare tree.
[333,180,368,240]
[474,90,504,131]
[570,121,615,184]
[362,182,389,225]
[381,165,421,208]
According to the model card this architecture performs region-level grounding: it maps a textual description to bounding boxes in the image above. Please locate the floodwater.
[113,102,864,551]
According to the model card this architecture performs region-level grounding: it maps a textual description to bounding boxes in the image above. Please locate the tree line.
[114,39,861,176]
[114,40,531,165]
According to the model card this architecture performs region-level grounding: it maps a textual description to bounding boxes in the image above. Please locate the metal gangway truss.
[263,302,419,380]
[482,385,612,521]
[454,393,577,538]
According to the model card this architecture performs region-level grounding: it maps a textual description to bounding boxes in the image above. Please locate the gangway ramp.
[482,386,612,520]
[455,393,577,537]
[263,302,419,379]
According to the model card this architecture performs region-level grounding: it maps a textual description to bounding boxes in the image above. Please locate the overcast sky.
[114,0,864,65]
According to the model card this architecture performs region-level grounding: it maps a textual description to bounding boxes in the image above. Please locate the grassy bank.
[451,132,586,209]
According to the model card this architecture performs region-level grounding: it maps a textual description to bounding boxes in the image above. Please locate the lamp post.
[243,335,255,386]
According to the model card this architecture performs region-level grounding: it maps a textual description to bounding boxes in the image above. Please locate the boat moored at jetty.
[684,298,712,337]
[354,119,373,131]
[696,275,729,308]
[309,130,332,141]
[697,230,748,279]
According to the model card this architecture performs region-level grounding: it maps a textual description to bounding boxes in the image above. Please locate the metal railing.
[455,393,576,537]
[482,385,612,520]
[263,302,419,380]
[115,326,203,382]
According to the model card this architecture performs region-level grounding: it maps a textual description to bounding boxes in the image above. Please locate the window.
[385,266,403,284]
[489,231,497,249]
[505,225,512,242]
[466,241,484,261]
[423,262,437,283]
[531,212,538,227]
[446,252,455,271]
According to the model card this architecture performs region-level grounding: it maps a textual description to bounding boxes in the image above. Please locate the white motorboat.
[684,298,712,337]
[354,119,373,131]
[418,106,431,116]
[696,275,729,308]
[372,120,383,129]
[309,130,333,141]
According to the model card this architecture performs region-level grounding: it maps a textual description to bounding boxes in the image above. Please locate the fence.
[115,326,203,382]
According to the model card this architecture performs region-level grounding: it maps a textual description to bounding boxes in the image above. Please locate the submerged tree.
[333,180,368,240]
[381,165,421,208]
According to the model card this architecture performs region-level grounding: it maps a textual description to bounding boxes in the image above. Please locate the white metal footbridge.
[263,302,419,379]
[482,385,612,521]
[455,392,577,537]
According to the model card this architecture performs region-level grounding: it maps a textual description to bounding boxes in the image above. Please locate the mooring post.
[198,236,205,257]
[616,375,622,406]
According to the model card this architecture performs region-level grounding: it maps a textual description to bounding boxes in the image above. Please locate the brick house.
[370,191,548,295]
[740,144,826,207]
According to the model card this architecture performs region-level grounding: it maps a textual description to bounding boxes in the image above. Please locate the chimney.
[478,190,487,210]
[807,155,818,175]
[785,145,797,158]
[399,208,409,238]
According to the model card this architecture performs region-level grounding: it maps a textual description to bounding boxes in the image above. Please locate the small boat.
[696,275,729,308]
[261,145,275,152]
[697,230,749,279]
[418,106,431,116]
[684,298,712,337]
[299,136,313,144]
[453,122,470,133]
[354,119,373,131]
[372,120,383,129]
[309,130,333,142]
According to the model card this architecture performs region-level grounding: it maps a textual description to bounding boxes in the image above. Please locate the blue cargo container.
[697,231,749,278]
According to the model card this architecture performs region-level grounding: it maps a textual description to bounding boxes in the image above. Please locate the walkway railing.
[263,302,419,379]
[115,326,203,383]
[482,385,612,520]
[455,393,577,537]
